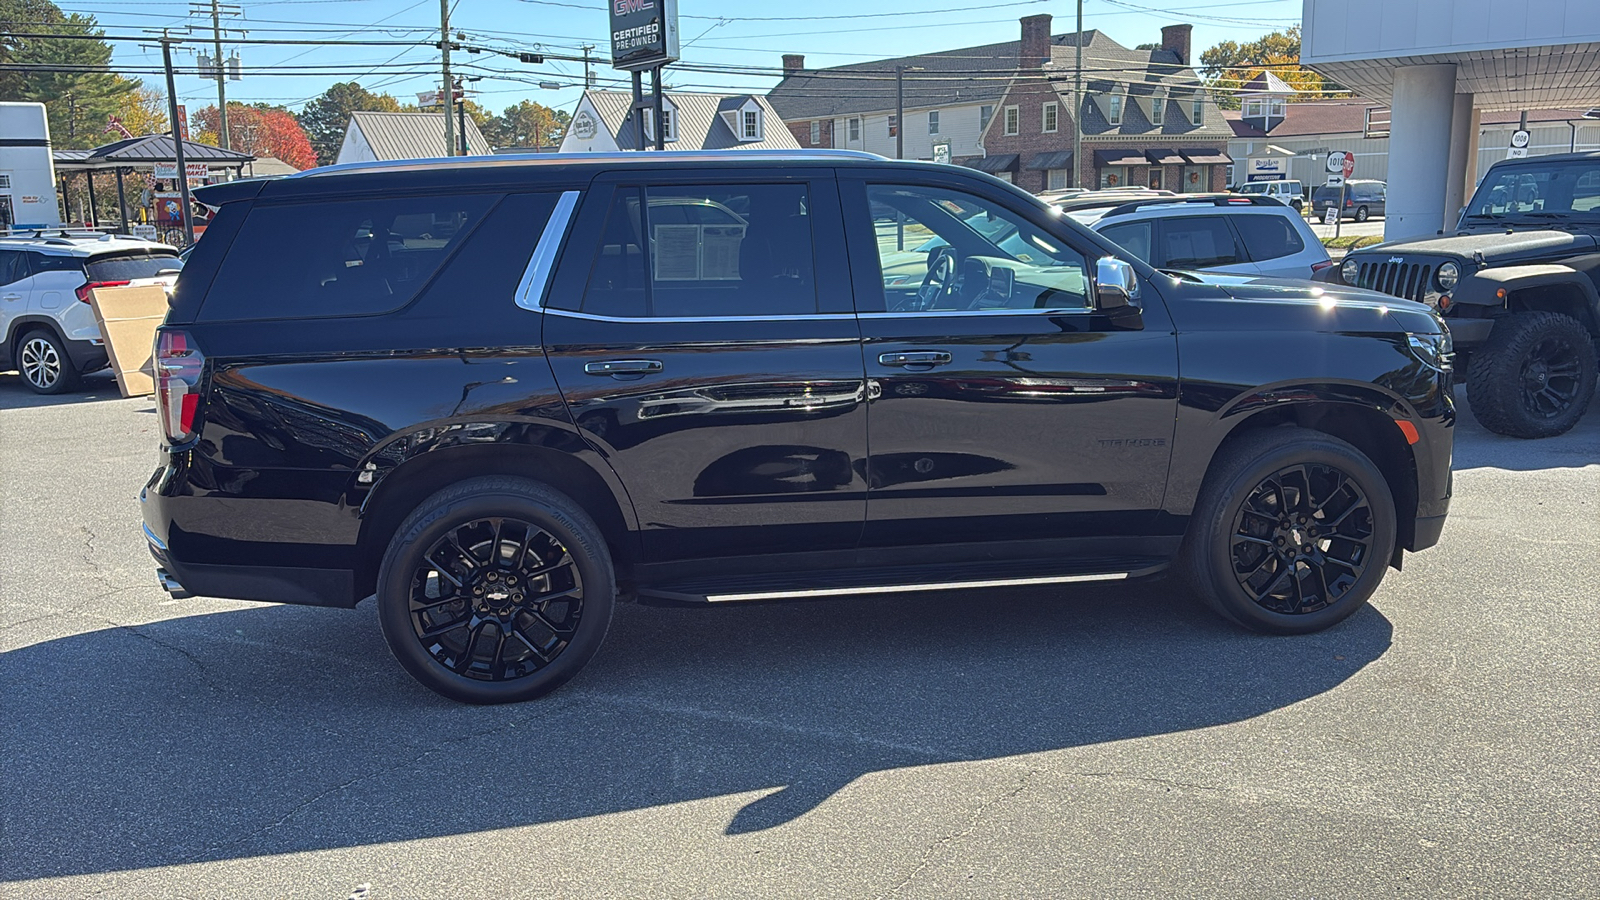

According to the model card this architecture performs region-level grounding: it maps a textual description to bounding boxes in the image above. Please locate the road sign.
[1507,147,1529,158]
[1323,207,1339,226]
[610,0,679,71]
[1510,129,1531,149]
[1326,150,1354,177]
[931,140,951,165]
[1325,174,1344,187]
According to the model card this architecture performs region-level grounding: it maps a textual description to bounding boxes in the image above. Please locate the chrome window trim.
[542,308,856,324]
[859,307,1094,318]
[515,190,581,311]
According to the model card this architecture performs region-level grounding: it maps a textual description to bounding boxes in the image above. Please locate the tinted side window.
[581,184,817,318]
[201,193,496,321]
[1159,217,1241,268]
[0,250,25,286]
[1232,214,1305,262]
[412,192,557,313]
[32,254,84,275]
[1098,220,1153,263]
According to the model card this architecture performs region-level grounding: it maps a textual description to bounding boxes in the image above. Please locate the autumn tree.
[1199,27,1342,109]
[109,86,168,137]
[193,102,317,170]
[296,82,403,164]
[487,100,570,149]
[1,0,139,148]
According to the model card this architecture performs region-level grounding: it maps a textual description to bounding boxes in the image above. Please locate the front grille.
[1356,260,1434,304]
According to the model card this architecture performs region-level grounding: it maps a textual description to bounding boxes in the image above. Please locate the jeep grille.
[1354,260,1434,304]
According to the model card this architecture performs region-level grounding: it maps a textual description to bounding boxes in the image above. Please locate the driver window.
[865,184,1089,313]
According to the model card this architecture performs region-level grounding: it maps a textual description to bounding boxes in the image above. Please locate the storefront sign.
[153,162,209,181]
[1246,156,1287,182]
[610,0,679,71]
[132,224,158,241]
[931,141,951,165]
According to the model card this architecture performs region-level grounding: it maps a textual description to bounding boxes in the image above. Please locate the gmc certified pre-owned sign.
[610,0,679,71]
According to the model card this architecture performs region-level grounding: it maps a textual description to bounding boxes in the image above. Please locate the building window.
[1182,165,1208,193]
[1042,102,1058,133]
[1107,94,1123,126]
[1150,95,1164,126]
[742,110,760,140]
[928,110,939,135]
[1192,97,1204,124]
[1004,105,1019,135]
[1245,99,1263,118]
[660,108,675,142]
[848,117,861,143]
[810,120,820,145]
[1047,168,1069,190]
[1268,98,1286,117]
[980,104,994,132]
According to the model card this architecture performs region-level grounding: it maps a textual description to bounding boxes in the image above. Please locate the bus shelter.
[52,135,253,244]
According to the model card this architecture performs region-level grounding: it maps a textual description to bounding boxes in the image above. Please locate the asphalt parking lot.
[2,369,1596,899]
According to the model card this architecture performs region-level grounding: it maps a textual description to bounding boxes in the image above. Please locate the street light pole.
[1074,0,1084,188]
[159,35,195,246]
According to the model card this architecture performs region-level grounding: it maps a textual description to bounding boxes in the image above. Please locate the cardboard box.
[87,284,168,397]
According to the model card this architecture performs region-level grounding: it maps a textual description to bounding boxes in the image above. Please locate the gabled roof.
[1225,101,1599,139]
[768,30,1111,120]
[1238,71,1297,95]
[77,134,253,163]
[1034,40,1234,140]
[347,111,492,159]
[580,91,800,150]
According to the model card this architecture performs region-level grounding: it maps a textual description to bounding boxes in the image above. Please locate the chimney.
[782,54,805,77]
[1020,14,1051,69]
[1161,24,1192,66]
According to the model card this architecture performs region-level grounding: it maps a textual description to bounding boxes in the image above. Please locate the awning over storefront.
[1144,148,1185,165]
[965,153,1019,173]
[1093,149,1147,167]
[1180,147,1232,165]
[1025,150,1074,170]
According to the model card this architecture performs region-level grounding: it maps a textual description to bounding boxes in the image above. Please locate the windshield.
[1238,183,1268,194]
[1464,160,1600,220]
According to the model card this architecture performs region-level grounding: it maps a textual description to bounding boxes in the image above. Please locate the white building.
[335,111,492,165]
[0,102,61,231]
[559,91,798,153]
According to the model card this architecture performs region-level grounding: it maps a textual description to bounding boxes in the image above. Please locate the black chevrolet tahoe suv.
[143,150,1454,704]
[1330,152,1600,438]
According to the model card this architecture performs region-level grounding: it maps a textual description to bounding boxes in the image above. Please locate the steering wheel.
[918,247,956,309]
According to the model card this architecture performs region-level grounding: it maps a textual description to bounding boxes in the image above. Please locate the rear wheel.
[1181,428,1396,635]
[1466,311,1597,438]
[17,329,81,394]
[376,476,615,704]
[1354,205,1370,222]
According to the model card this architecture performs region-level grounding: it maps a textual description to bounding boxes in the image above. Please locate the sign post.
[1327,151,1354,238]
[610,0,679,151]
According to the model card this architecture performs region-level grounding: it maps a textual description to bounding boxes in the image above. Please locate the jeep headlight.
[1407,331,1453,372]
[1436,261,1460,291]
[1341,256,1361,285]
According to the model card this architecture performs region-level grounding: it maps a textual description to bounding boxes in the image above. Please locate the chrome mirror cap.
[1096,257,1140,310]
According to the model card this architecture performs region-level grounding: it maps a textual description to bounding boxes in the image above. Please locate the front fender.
[1452,263,1600,310]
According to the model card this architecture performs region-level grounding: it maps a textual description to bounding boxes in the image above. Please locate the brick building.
[973,17,1236,193]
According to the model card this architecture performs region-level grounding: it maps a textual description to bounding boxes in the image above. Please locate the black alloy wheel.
[377,476,614,704]
[408,516,584,683]
[1467,311,1598,439]
[1228,463,1374,616]
[1180,427,1396,635]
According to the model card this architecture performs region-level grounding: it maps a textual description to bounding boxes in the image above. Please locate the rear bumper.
[65,337,109,373]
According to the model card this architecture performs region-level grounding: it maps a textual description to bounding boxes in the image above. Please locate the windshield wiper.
[1463,213,1502,220]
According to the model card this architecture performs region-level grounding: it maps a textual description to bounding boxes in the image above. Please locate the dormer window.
[1245,99,1263,118]
[1192,96,1204,124]
[721,98,767,143]
[643,107,677,143]
[1269,98,1286,117]
[742,109,760,140]
[1107,94,1123,126]
[1150,90,1165,127]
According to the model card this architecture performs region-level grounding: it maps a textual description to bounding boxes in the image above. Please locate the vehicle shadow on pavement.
[0,579,1391,881]
[0,370,131,410]
[1450,389,1600,471]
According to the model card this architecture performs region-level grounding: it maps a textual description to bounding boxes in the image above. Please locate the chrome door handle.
[878,351,952,367]
[584,359,664,376]
[1,293,22,302]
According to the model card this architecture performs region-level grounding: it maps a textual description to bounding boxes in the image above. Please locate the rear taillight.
[1345,199,1354,208]
[1311,260,1334,272]
[75,280,131,304]
[155,330,205,444]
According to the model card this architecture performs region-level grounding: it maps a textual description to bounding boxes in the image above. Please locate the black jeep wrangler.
[144,150,1454,704]
[1331,152,1600,438]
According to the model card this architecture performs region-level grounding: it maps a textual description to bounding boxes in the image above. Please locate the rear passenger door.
[542,172,869,562]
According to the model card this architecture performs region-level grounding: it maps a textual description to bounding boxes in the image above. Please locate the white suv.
[1088,195,1332,281]
[1237,179,1305,211]
[0,233,182,393]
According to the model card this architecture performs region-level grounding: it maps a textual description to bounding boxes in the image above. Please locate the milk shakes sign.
[610,0,680,71]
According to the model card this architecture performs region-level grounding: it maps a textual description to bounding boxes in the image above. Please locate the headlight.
[1341,257,1361,285]
[1407,332,1453,372]
[1436,261,1460,291]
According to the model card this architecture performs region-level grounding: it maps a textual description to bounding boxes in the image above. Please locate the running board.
[638,556,1168,605]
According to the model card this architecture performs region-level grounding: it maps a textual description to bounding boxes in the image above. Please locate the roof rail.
[1101,194,1287,219]
[292,148,888,179]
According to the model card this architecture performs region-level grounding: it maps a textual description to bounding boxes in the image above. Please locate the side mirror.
[988,265,1014,302]
[1095,257,1140,311]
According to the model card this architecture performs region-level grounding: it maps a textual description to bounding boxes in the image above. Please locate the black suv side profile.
[1329,152,1600,438]
[144,150,1454,704]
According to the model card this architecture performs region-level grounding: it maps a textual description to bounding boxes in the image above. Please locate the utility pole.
[896,66,905,160]
[156,32,195,246]
[457,79,469,155]
[1074,0,1083,188]
[581,44,595,89]
[192,0,240,150]
[440,0,454,157]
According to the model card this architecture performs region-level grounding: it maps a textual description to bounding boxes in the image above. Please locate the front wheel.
[1466,311,1597,438]
[17,329,81,394]
[376,476,615,704]
[1354,205,1370,222]
[1181,428,1397,635]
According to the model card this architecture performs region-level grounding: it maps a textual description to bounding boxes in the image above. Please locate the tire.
[1466,311,1597,439]
[376,475,615,704]
[16,329,81,394]
[1354,206,1370,222]
[1291,199,1304,213]
[1179,427,1397,635]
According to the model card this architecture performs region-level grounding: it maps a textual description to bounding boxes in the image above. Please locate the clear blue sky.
[68,0,1305,117]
